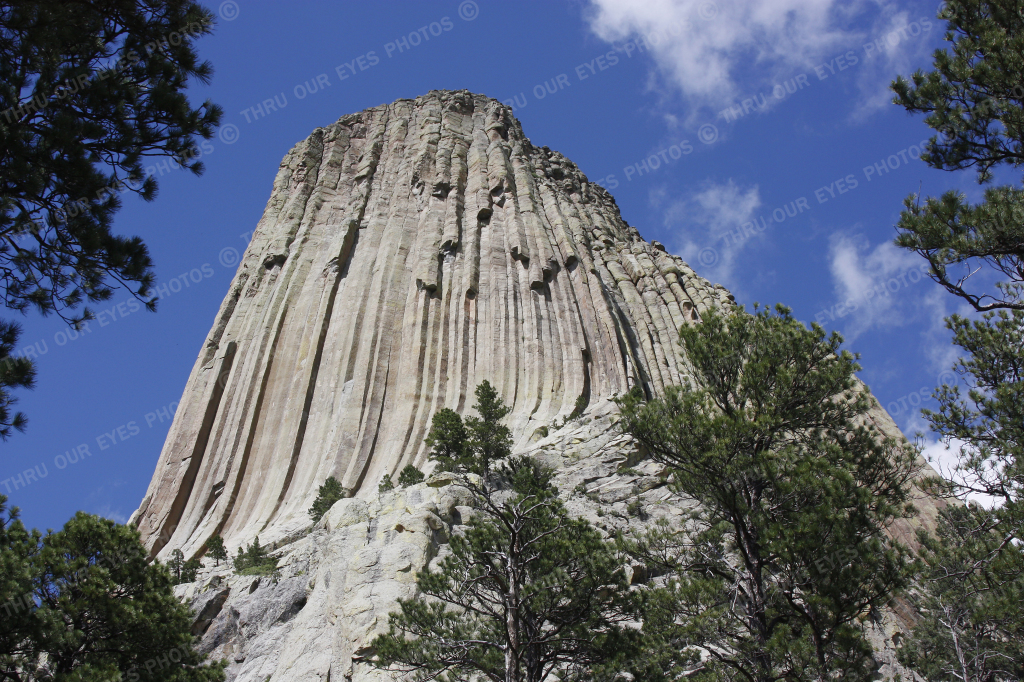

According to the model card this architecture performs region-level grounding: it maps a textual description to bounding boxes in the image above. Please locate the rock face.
[132,89,734,559]
[171,401,921,681]
[135,91,934,681]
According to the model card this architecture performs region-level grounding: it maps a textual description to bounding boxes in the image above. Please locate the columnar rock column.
[131,90,735,558]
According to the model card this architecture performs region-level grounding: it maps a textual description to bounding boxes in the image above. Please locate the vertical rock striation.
[133,90,735,558]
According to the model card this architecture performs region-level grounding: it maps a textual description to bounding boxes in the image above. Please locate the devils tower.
[132,89,734,557]
[130,91,925,680]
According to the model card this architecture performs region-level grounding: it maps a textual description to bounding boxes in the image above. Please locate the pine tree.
[890,3,1024,676]
[378,473,394,494]
[0,321,35,439]
[895,301,1024,677]
[891,0,1024,312]
[0,495,40,672]
[466,380,513,476]
[424,407,469,472]
[168,548,185,583]
[206,534,227,566]
[397,464,425,487]
[0,1,224,436]
[371,457,639,682]
[424,380,513,476]
[897,505,1024,681]
[617,305,919,682]
[166,547,202,584]
[0,499,225,680]
[309,476,348,522]
[181,557,202,583]
[232,536,277,576]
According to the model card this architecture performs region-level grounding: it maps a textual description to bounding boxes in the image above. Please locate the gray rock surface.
[132,89,733,560]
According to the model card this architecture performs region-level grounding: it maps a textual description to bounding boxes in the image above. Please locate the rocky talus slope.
[135,90,936,681]
[175,400,921,681]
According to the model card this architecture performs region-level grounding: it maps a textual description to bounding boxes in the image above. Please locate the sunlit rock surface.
[132,90,733,558]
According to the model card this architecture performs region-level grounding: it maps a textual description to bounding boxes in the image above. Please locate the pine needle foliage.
[232,536,277,577]
[397,464,425,487]
[617,304,919,682]
[892,0,1024,312]
[891,3,1024,677]
[205,534,227,566]
[309,476,348,522]
[0,0,224,436]
[0,496,225,680]
[371,456,639,682]
[424,380,512,476]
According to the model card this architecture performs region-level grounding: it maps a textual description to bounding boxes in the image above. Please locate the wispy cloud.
[93,505,129,524]
[919,436,1005,509]
[657,179,761,284]
[849,9,938,120]
[823,233,938,339]
[584,0,938,120]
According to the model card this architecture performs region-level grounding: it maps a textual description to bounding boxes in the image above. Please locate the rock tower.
[132,90,734,558]
[131,91,927,681]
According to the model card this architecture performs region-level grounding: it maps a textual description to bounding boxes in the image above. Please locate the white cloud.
[658,179,761,283]
[93,505,129,524]
[920,436,1003,509]
[584,0,938,119]
[850,9,938,120]
[824,233,938,339]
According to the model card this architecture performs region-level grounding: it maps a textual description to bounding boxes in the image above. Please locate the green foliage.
[380,465,425,493]
[898,504,1024,681]
[424,381,512,476]
[371,457,639,682]
[569,394,587,420]
[178,557,202,584]
[891,0,1024,311]
[397,464,424,487]
[555,394,588,431]
[232,536,277,576]
[0,494,39,670]
[617,305,919,682]
[308,476,348,522]
[424,407,469,472]
[205,534,226,566]
[168,548,185,583]
[0,496,225,680]
[165,544,201,581]
[891,5,1024,675]
[897,308,1024,676]
[0,1,223,436]
[625,498,643,518]
[0,320,35,439]
[922,309,1024,523]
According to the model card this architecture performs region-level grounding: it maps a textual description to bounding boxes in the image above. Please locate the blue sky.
[2,0,978,530]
